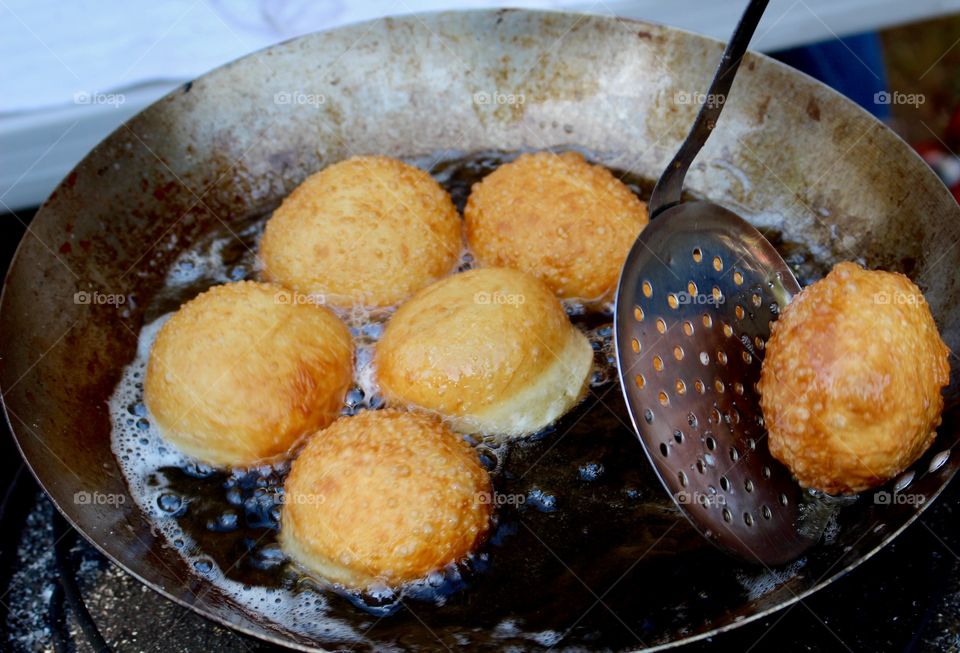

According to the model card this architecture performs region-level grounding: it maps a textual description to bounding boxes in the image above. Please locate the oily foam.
[109,313,619,646]
[109,319,372,644]
[108,212,622,644]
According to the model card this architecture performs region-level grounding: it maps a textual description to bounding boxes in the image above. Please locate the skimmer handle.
[648,0,769,218]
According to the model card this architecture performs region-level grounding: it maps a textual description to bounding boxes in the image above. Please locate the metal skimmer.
[615,0,818,565]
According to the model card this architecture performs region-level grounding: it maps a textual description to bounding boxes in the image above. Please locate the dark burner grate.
[3,471,960,652]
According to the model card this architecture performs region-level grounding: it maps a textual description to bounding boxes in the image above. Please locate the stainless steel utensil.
[616,0,818,565]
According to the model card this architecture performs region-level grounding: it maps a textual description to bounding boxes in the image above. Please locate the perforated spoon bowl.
[615,0,818,565]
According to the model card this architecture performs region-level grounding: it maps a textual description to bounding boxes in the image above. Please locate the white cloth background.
[3,0,957,209]
[1,0,575,114]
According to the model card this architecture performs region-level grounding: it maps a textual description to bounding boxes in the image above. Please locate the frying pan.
[2,9,959,652]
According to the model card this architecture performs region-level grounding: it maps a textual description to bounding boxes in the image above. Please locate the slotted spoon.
[615,0,818,565]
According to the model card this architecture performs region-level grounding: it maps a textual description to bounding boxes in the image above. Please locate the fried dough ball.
[280,409,491,589]
[374,267,593,438]
[464,151,649,302]
[260,155,462,308]
[759,262,950,494]
[144,282,353,467]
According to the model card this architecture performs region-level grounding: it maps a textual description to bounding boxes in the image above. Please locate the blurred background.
[3,0,960,211]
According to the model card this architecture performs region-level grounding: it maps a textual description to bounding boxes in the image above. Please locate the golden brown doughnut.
[260,155,462,308]
[144,281,353,467]
[280,409,491,589]
[464,151,648,302]
[374,267,593,438]
[759,262,950,494]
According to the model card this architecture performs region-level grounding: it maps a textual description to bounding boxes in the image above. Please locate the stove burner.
[51,513,110,652]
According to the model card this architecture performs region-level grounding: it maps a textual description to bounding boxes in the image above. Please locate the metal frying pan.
[1,9,958,652]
